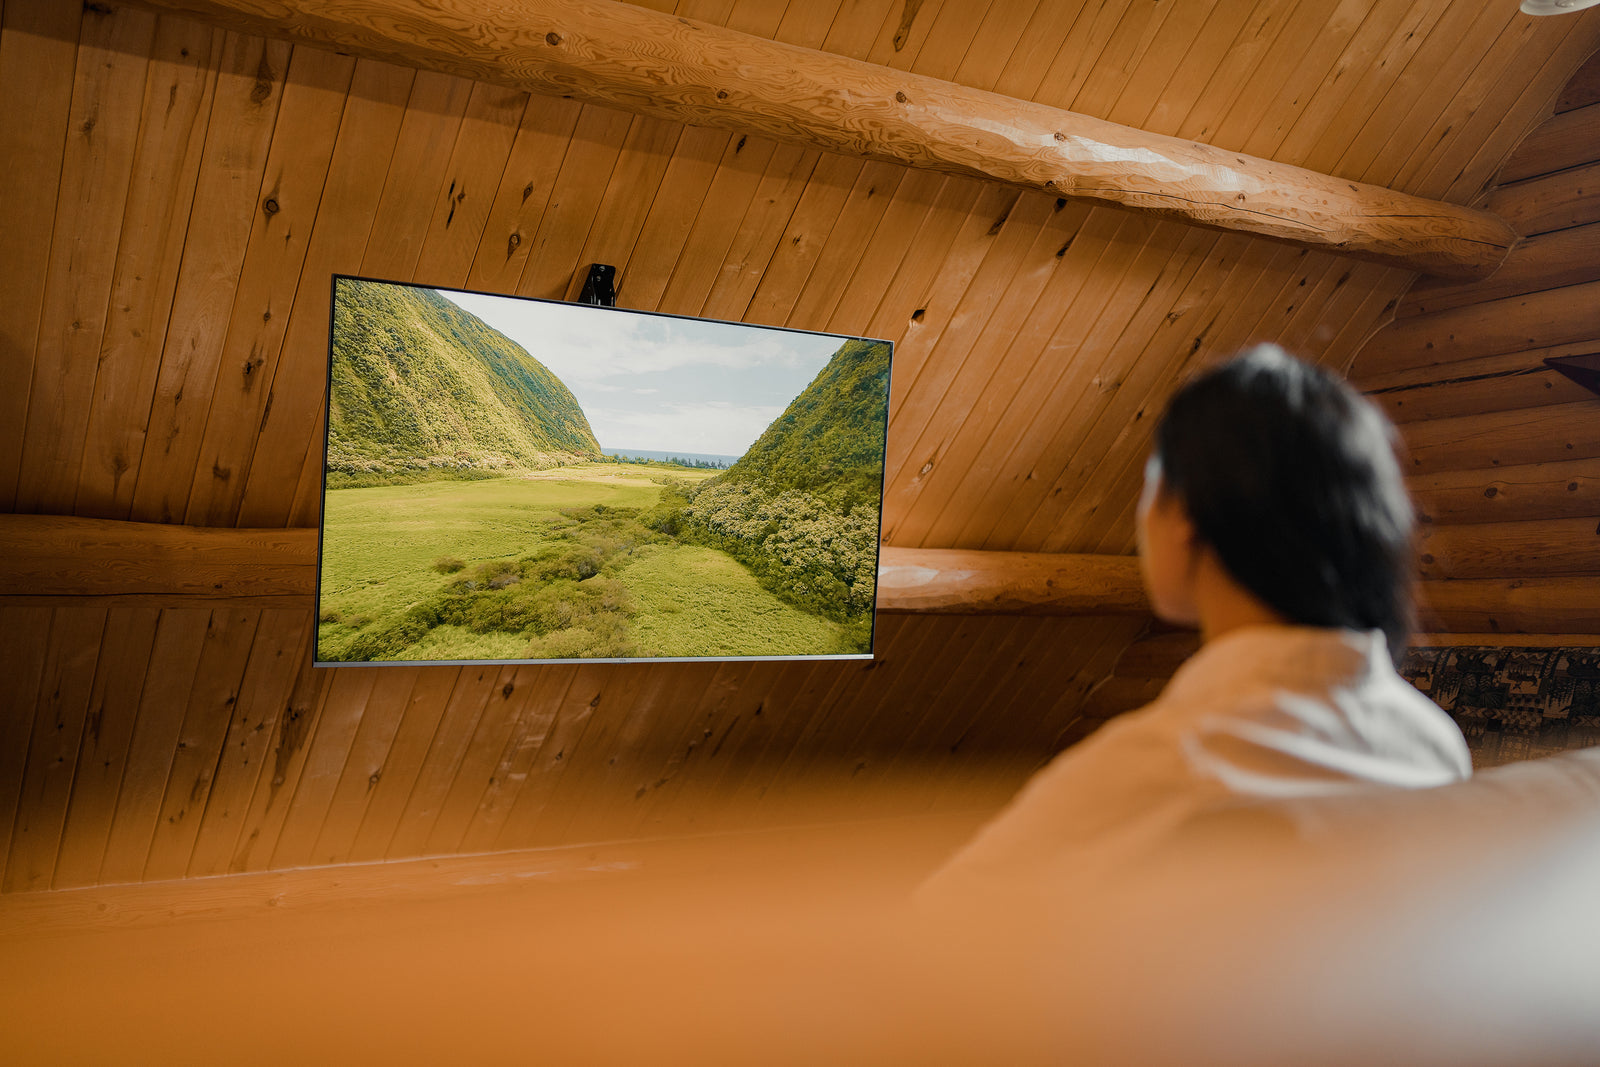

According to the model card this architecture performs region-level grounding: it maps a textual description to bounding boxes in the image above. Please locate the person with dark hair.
[919,344,1470,908]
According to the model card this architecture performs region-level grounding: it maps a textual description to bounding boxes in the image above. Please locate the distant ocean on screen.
[601,448,743,467]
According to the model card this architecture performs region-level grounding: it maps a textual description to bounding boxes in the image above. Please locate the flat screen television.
[314,275,892,666]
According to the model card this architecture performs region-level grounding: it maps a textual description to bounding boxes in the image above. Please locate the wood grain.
[343,667,463,863]
[0,608,56,888]
[73,20,223,521]
[132,0,1516,276]
[1373,366,1595,425]
[1351,278,1600,377]
[96,608,212,884]
[410,82,530,289]
[259,664,381,869]
[235,58,416,528]
[24,515,1600,628]
[1418,576,1600,634]
[140,607,263,881]
[225,643,329,872]
[0,0,84,510]
[876,547,1147,614]
[1401,401,1600,476]
[12,5,155,515]
[461,94,582,294]
[154,44,352,528]
[2,608,106,892]
[513,105,636,300]
[1418,517,1600,580]
[50,607,162,889]
[1489,160,1600,237]
[1557,45,1600,112]
[1409,457,1600,525]
[1399,222,1600,318]
[0,515,315,599]
[184,608,311,877]
[1500,102,1600,184]
[1355,340,1600,395]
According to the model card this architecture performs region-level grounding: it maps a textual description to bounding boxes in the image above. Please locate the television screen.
[314,275,892,666]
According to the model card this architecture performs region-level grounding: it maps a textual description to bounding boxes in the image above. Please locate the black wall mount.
[1545,353,1600,398]
[577,263,617,307]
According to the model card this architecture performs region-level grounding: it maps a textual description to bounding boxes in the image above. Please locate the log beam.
[1409,457,1600,525]
[127,0,1515,279]
[1401,401,1600,477]
[1416,578,1600,635]
[1353,279,1600,379]
[1418,518,1600,580]
[6,516,1597,632]
[0,514,317,603]
[874,547,1148,615]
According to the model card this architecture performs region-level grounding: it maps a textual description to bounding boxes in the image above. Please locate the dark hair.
[1153,344,1415,660]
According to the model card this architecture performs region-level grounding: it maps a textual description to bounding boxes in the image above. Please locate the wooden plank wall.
[6,2,1594,544]
[1351,46,1600,629]
[0,605,1142,891]
[3,1,1598,891]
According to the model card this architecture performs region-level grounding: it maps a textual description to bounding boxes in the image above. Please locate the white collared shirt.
[920,625,1471,909]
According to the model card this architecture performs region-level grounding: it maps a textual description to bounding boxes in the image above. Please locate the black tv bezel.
[313,273,893,668]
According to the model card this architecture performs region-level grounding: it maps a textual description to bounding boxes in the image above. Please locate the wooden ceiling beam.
[874,547,1147,615]
[8,516,1600,632]
[128,0,1515,279]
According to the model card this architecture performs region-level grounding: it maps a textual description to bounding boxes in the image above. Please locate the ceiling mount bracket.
[577,263,617,307]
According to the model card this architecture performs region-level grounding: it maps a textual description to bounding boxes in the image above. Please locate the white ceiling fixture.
[1520,0,1600,14]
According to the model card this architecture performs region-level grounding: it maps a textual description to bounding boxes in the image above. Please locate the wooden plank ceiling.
[2,0,1598,892]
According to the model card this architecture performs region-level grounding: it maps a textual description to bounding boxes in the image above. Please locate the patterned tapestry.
[1399,647,1600,768]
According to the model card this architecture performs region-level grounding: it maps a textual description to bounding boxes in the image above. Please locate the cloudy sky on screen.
[438,290,844,458]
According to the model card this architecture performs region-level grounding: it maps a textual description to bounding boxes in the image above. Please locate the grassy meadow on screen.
[315,278,890,663]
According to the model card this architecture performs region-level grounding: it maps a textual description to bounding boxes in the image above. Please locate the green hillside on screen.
[680,338,890,635]
[326,278,600,482]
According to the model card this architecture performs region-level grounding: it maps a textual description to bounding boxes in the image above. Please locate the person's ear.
[1137,460,1203,626]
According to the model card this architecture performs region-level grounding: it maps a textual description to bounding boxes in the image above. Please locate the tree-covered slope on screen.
[326,278,600,478]
[681,338,889,631]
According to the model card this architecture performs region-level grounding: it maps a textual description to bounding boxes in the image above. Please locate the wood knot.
[262,197,280,216]
[716,89,728,100]
[895,91,908,103]
[1483,487,1497,498]
[1053,131,1066,142]
[545,31,562,46]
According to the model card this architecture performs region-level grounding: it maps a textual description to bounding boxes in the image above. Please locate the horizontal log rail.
[1418,518,1600,580]
[1401,401,1600,477]
[0,514,316,602]
[1398,223,1600,318]
[1487,159,1600,237]
[1409,457,1600,526]
[873,547,1147,615]
[129,0,1515,278]
[4,515,1597,631]
[1352,279,1600,378]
